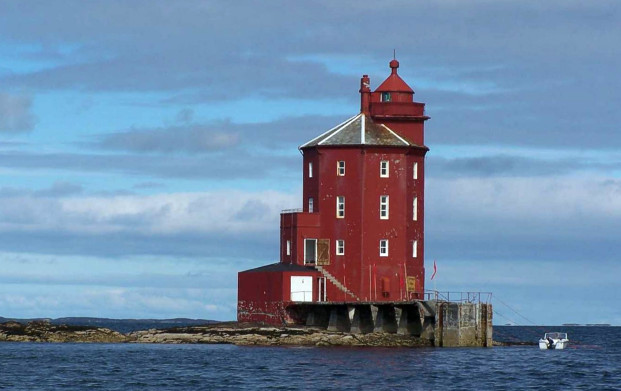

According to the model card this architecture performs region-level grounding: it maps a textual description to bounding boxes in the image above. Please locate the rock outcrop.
[0,320,128,343]
[129,323,433,347]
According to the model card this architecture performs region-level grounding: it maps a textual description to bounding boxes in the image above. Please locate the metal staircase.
[315,265,360,301]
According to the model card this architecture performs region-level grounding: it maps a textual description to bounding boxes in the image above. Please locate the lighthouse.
[238,59,430,325]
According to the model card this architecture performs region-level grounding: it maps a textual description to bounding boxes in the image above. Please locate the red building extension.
[238,59,429,325]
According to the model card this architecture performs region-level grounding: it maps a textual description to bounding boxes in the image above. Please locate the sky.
[0,0,620,325]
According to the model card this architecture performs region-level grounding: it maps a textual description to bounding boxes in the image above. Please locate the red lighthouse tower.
[238,59,429,325]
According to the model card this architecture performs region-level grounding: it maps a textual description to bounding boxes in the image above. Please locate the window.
[308,197,314,213]
[336,240,345,255]
[308,162,313,178]
[412,240,418,258]
[304,239,317,264]
[381,92,391,102]
[413,197,418,221]
[380,195,389,219]
[380,239,389,257]
[380,160,389,177]
[337,161,345,176]
[286,240,291,256]
[413,162,418,180]
[336,196,345,218]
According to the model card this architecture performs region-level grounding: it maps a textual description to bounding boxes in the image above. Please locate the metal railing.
[423,290,492,304]
[281,208,303,214]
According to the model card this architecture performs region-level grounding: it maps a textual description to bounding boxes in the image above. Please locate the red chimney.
[359,74,371,115]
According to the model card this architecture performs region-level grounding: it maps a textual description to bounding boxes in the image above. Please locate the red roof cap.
[375,59,414,93]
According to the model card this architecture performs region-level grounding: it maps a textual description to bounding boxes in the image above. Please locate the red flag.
[430,260,437,280]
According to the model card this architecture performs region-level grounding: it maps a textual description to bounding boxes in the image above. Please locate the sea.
[0,326,619,390]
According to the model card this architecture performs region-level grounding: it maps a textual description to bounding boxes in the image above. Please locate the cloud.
[0,286,236,319]
[0,190,296,235]
[91,114,346,154]
[132,182,165,190]
[34,181,83,197]
[0,93,37,132]
[426,176,621,262]
[426,154,621,178]
[1,2,620,149]
[0,149,298,179]
[0,189,297,258]
[96,124,241,153]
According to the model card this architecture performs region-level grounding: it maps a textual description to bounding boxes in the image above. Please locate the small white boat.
[539,332,569,350]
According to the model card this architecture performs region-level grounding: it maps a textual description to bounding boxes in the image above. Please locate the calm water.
[0,326,619,390]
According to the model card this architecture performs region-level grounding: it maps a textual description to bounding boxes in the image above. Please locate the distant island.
[561,323,611,327]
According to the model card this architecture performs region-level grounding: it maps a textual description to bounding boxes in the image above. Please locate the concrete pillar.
[371,305,379,324]
[397,304,422,336]
[348,306,356,322]
[433,302,493,347]
[350,305,374,334]
[327,306,351,332]
[441,302,460,347]
[458,303,477,346]
[486,304,493,347]
[305,306,329,328]
[373,305,398,333]
[418,301,436,342]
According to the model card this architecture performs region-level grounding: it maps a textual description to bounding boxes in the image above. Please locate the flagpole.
[431,259,437,300]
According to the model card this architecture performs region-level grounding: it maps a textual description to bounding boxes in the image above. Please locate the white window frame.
[380,195,389,220]
[380,160,389,178]
[413,197,418,221]
[337,161,345,176]
[412,240,418,258]
[308,162,313,178]
[336,240,345,255]
[413,162,418,180]
[380,239,389,257]
[336,196,345,218]
[308,197,314,213]
[286,240,291,256]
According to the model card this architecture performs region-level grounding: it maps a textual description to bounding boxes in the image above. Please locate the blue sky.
[1,0,620,325]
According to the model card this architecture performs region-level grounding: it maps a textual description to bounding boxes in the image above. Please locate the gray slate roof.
[240,263,318,273]
[299,113,420,148]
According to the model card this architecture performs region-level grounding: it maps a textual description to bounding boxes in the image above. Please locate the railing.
[423,290,492,304]
[281,208,303,214]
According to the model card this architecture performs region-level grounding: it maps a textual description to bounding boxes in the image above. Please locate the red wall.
[296,145,426,302]
[237,269,321,324]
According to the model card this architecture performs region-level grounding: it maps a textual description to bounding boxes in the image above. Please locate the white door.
[290,276,313,302]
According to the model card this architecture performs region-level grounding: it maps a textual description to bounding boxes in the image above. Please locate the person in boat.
[546,336,555,349]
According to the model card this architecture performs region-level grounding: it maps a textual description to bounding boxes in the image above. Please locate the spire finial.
[389,54,399,74]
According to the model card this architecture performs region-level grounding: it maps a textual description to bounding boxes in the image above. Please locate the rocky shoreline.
[0,320,522,347]
[0,321,127,343]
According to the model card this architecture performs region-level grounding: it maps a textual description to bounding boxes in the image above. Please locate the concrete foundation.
[289,300,493,347]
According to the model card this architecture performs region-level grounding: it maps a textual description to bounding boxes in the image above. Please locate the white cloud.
[0,189,298,235]
[0,93,36,132]
[428,176,621,236]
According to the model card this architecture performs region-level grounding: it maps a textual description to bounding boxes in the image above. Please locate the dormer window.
[381,92,391,102]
